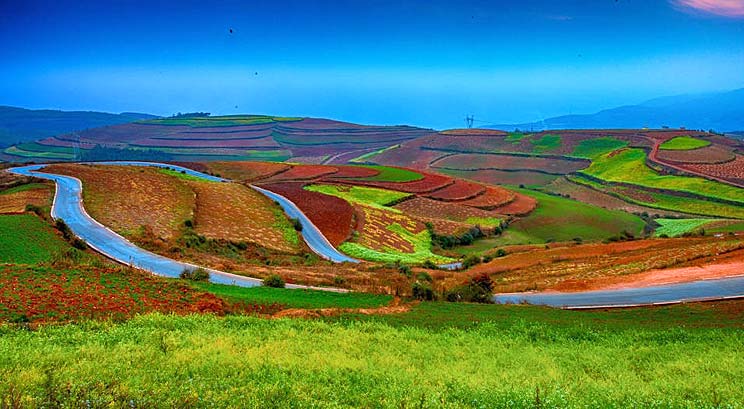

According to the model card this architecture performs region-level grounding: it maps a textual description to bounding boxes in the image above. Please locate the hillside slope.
[0,106,156,147]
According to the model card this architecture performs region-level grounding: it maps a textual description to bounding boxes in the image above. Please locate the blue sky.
[1,0,743,129]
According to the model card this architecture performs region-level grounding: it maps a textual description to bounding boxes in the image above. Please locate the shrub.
[263,274,285,288]
[416,272,433,283]
[445,273,494,304]
[333,276,346,286]
[180,267,210,282]
[184,219,194,228]
[496,248,507,257]
[24,204,42,216]
[398,264,412,278]
[290,218,303,232]
[412,281,436,301]
[422,260,439,270]
[462,255,482,269]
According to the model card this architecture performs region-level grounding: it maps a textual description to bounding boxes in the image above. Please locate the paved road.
[493,276,744,308]
[8,162,349,291]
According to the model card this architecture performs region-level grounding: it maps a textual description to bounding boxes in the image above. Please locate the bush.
[398,264,412,278]
[416,272,433,283]
[184,219,194,228]
[263,274,286,288]
[290,218,303,232]
[24,204,42,216]
[462,255,482,269]
[422,260,439,270]
[445,273,494,304]
[412,281,436,301]
[496,248,507,257]
[180,267,210,282]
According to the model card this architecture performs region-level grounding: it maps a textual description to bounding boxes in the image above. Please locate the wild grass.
[659,136,711,150]
[0,303,742,407]
[0,214,69,264]
[192,282,392,309]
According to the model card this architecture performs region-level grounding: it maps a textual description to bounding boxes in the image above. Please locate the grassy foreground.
[1,301,743,408]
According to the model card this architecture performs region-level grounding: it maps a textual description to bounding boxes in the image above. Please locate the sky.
[1,0,743,129]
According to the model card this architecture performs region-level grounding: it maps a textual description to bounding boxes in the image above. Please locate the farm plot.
[424,179,485,201]
[204,161,291,182]
[438,168,559,187]
[260,182,355,246]
[46,164,195,240]
[339,205,453,264]
[394,197,503,234]
[304,184,411,211]
[432,153,588,174]
[570,137,628,159]
[0,183,52,214]
[0,264,245,323]
[570,175,744,219]
[659,136,711,150]
[581,148,744,204]
[490,188,645,246]
[188,182,300,253]
[0,214,69,264]
[654,219,714,237]
[266,165,339,181]
[458,186,515,210]
[679,155,744,185]
[348,170,454,194]
[656,145,735,164]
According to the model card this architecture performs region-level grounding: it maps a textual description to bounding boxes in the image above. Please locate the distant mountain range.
[489,88,744,133]
[0,106,157,147]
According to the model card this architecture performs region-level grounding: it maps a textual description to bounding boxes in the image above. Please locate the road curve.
[493,276,744,308]
[8,162,349,292]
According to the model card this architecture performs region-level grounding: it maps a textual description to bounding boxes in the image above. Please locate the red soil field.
[350,171,454,194]
[442,168,560,187]
[655,145,735,164]
[354,205,423,253]
[425,179,485,201]
[266,165,339,181]
[458,186,515,210]
[131,136,280,148]
[371,147,448,169]
[0,184,52,214]
[329,166,381,179]
[260,182,355,246]
[678,155,744,184]
[205,161,291,182]
[432,153,589,174]
[490,192,537,216]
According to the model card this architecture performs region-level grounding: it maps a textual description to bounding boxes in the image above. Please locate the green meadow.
[659,136,711,150]
[0,214,69,264]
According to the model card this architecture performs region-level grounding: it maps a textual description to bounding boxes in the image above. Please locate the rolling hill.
[2,114,434,163]
[0,106,156,147]
[490,88,744,132]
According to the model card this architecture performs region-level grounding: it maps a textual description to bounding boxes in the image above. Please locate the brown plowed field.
[458,186,515,210]
[425,179,485,201]
[0,184,52,214]
[189,182,299,253]
[205,161,291,182]
[491,193,537,216]
[350,171,454,194]
[432,153,589,174]
[462,236,744,293]
[266,165,339,181]
[260,182,355,246]
[355,205,424,253]
[394,197,504,223]
[441,168,559,187]
[656,145,735,164]
[679,155,744,184]
[329,166,381,179]
[47,164,195,240]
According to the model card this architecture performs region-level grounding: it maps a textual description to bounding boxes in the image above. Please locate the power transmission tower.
[464,115,474,129]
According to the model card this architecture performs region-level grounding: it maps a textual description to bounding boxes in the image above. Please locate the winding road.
[8,162,353,291]
[7,161,744,307]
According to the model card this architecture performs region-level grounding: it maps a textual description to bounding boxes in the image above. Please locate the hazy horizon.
[2,0,743,129]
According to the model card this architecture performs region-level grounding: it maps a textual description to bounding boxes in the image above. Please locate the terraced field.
[5,115,434,163]
[659,136,711,150]
[0,213,69,264]
[0,182,52,213]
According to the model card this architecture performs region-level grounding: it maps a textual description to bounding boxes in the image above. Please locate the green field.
[1,301,742,407]
[581,148,744,204]
[0,214,69,263]
[530,134,561,153]
[492,188,646,245]
[305,184,411,211]
[192,282,392,309]
[356,165,423,182]
[339,225,452,265]
[654,218,713,237]
[571,137,628,159]
[707,221,744,233]
[3,145,75,160]
[570,174,744,219]
[659,136,711,150]
[0,183,49,195]
[505,131,529,143]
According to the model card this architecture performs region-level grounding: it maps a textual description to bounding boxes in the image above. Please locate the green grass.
[464,216,503,227]
[15,142,77,154]
[505,131,529,143]
[270,206,301,247]
[581,148,744,204]
[571,137,628,159]
[530,134,561,153]
[157,168,210,182]
[349,145,400,163]
[707,221,744,233]
[654,218,713,237]
[0,214,70,263]
[0,183,48,195]
[569,174,744,219]
[659,136,711,150]
[1,301,742,407]
[305,184,411,211]
[355,165,423,182]
[491,188,645,245]
[446,236,506,257]
[192,282,392,309]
